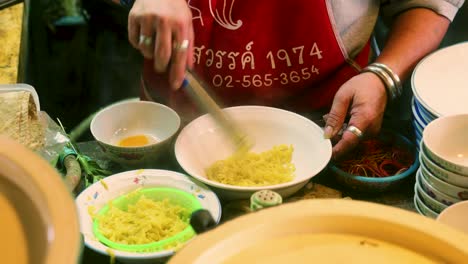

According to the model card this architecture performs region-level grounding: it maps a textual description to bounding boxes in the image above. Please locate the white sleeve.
[381,0,465,21]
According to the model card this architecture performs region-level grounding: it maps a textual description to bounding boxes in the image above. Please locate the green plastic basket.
[93,187,202,253]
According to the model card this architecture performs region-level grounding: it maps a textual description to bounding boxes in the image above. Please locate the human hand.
[128,0,194,89]
[324,72,388,159]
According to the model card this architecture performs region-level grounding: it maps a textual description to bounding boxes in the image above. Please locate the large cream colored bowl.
[422,114,468,176]
[0,136,81,264]
[175,106,332,200]
[169,199,468,263]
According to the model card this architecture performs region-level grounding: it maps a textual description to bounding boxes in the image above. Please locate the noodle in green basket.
[206,144,295,186]
[97,196,189,245]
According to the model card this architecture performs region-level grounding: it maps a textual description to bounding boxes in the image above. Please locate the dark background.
[19,0,142,140]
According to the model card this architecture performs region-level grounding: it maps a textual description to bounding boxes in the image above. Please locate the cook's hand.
[128,0,194,89]
[324,72,388,158]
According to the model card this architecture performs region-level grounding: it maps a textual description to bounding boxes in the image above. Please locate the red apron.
[142,0,370,120]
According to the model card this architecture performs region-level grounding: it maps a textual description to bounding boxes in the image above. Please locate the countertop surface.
[76,139,417,264]
[0,3,22,84]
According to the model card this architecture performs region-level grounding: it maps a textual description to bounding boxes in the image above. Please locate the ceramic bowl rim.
[413,99,438,121]
[420,144,468,178]
[415,171,448,209]
[411,99,430,126]
[419,155,468,193]
[418,167,461,204]
[414,184,439,218]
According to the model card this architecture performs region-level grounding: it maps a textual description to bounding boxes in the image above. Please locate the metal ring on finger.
[139,35,152,46]
[173,39,189,52]
[345,125,364,139]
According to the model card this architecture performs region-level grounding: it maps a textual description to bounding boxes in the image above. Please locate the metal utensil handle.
[184,71,250,147]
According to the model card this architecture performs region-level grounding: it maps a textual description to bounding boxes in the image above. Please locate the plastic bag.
[35,111,70,166]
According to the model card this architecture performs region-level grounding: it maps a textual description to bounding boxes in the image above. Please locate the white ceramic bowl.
[175,106,332,200]
[75,169,221,264]
[437,200,468,235]
[415,174,448,214]
[422,114,468,176]
[420,145,468,188]
[414,189,439,219]
[412,42,468,117]
[420,159,468,201]
[417,169,460,206]
[91,100,181,167]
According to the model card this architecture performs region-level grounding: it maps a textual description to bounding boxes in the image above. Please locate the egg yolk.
[118,135,150,147]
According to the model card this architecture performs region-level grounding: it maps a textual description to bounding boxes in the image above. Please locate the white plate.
[412,42,468,117]
[75,169,221,264]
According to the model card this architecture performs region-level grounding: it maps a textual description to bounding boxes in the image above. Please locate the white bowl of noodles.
[175,106,332,200]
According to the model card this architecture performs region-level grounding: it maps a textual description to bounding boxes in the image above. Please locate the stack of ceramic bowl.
[414,114,468,219]
[411,98,436,151]
[411,42,468,150]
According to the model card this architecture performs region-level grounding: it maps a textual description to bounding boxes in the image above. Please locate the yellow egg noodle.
[97,196,189,245]
[206,144,295,186]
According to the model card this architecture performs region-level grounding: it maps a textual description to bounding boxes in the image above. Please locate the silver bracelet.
[371,62,402,97]
[362,65,399,101]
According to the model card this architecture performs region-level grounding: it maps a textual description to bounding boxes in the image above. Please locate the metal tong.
[183,70,252,152]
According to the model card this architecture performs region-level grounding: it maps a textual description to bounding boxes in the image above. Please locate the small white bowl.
[420,159,468,201]
[418,169,460,206]
[437,201,468,235]
[91,100,181,167]
[175,106,332,200]
[420,145,468,188]
[414,189,439,219]
[422,114,468,176]
[415,174,448,213]
[75,169,221,264]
